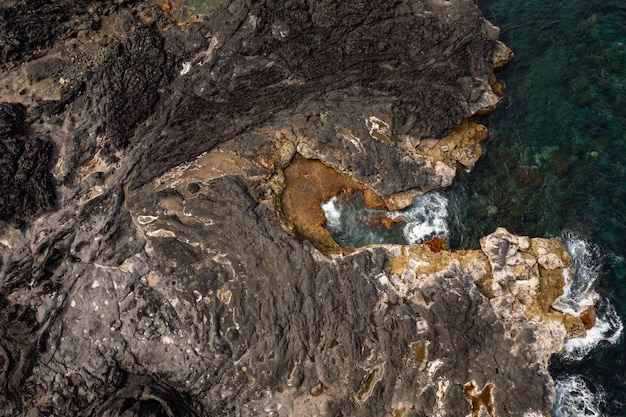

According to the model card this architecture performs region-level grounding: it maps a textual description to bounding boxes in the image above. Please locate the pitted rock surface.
[0,1,581,416]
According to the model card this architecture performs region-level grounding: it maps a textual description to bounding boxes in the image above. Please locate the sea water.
[552,375,605,417]
[470,1,626,415]
[321,191,449,247]
[553,232,623,361]
[322,0,626,413]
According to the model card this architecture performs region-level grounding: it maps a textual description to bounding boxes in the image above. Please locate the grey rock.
[0,1,570,416]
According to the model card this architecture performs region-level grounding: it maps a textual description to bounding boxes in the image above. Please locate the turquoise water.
[463,1,626,415]
[323,1,626,414]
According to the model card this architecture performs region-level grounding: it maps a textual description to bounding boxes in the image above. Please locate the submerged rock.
[0,0,587,416]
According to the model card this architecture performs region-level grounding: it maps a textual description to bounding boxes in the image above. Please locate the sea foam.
[321,196,342,229]
[563,301,623,361]
[321,191,449,247]
[552,375,604,417]
[553,231,601,316]
[389,192,449,244]
[553,231,623,360]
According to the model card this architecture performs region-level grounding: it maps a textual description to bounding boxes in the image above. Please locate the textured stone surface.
[0,1,579,416]
[0,103,56,226]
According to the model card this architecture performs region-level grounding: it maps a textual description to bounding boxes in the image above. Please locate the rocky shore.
[0,1,591,416]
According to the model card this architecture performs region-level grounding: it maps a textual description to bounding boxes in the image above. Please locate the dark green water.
[325,1,626,414]
[462,1,626,415]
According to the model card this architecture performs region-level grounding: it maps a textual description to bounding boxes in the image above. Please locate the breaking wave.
[321,191,449,247]
[552,231,623,360]
[553,231,601,316]
[563,301,623,361]
[389,192,449,244]
[320,193,401,246]
[321,197,342,229]
[552,375,604,417]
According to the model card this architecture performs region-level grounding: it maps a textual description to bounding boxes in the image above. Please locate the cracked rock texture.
[0,0,585,416]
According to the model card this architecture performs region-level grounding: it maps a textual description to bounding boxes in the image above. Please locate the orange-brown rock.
[364,215,404,229]
[464,381,495,417]
[580,305,597,330]
[564,314,587,339]
[363,188,386,210]
[281,155,377,252]
[489,69,504,97]
[159,0,185,17]
[160,1,171,12]
[424,237,449,253]
[491,81,504,97]
[417,119,488,175]
[381,217,403,228]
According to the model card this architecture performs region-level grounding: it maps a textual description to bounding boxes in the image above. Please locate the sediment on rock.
[279,154,367,253]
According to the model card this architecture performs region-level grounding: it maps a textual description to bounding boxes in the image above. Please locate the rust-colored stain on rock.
[281,154,369,252]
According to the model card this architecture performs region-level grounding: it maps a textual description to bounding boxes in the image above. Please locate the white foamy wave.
[553,231,600,316]
[321,197,342,229]
[552,375,604,417]
[389,192,449,244]
[552,231,623,360]
[563,302,623,361]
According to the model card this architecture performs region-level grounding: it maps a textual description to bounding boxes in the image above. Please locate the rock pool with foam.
[321,191,449,248]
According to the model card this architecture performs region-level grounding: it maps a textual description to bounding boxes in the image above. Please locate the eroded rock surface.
[0,1,581,416]
[0,103,55,226]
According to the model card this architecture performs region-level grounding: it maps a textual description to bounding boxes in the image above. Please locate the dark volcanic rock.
[0,0,91,65]
[94,26,175,151]
[128,0,501,190]
[0,103,55,226]
[0,1,573,416]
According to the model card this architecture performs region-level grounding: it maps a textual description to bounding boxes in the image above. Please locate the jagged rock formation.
[0,103,56,226]
[0,0,587,416]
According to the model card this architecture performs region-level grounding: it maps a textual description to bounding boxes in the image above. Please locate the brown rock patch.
[464,381,495,417]
[580,305,597,330]
[424,237,448,253]
[418,119,488,172]
[280,154,386,253]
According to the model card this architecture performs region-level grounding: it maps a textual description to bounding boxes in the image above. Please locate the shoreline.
[0,1,599,415]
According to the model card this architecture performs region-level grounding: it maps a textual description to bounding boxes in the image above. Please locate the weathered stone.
[0,0,93,64]
[580,305,597,330]
[362,188,386,210]
[25,56,66,83]
[491,40,515,70]
[0,103,56,226]
[0,1,590,416]
[424,237,449,253]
